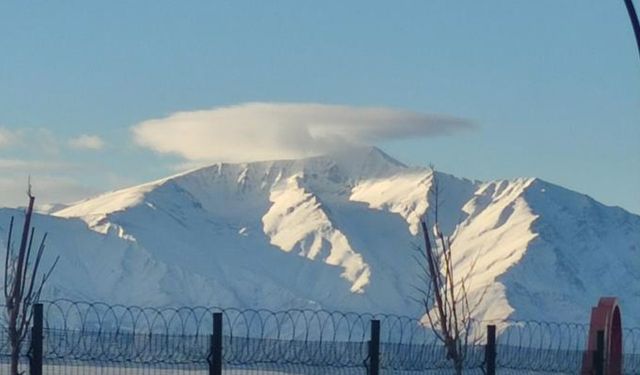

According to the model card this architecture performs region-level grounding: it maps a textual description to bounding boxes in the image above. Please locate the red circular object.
[581,297,623,375]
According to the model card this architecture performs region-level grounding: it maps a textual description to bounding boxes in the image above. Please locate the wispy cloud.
[0,127,18,148]
[0,127,60,154]
[68,134,105,150]
[0,159,74,172]
[1,127,107,153]
[0,176,99,209]
[0,127,118,208]
[132,102,473,163]
[0,158,97,208]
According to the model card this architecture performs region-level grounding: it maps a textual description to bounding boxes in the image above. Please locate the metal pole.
[485,325,496,375]
[369,319,380,375]
[210,312,223,375]
[624,0,640,60]
[30,303,43,375]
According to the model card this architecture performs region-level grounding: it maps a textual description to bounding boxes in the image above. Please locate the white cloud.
[0,127,60,154]
[68,134,105,150]
[132,102,473,163]
[0,158,91,207]
[0,127,118,208]
[0,176,99,209]
[0,127,17,148]
[0,159,74,172]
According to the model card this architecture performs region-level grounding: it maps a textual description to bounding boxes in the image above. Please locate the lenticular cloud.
[132,102,472,163]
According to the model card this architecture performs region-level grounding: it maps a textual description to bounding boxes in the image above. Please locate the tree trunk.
[10,331,20,375]
[448,342,464,375]
[8,295,20,375]
[454,359,464,375]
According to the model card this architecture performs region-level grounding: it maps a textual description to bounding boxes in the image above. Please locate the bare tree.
[4,187,58,375]
[413,169,485,375]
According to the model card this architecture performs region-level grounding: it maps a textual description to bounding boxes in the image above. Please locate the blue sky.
[1,1,639,213]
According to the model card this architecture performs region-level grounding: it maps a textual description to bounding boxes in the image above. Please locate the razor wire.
[0,300,638,374]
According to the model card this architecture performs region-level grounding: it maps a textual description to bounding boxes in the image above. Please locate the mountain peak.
[9,148,639,324]
[304,146,407,178]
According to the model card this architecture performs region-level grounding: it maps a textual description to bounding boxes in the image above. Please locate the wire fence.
[0,299,638,374]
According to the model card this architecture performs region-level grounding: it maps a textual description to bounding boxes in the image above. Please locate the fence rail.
[0,300,638,374]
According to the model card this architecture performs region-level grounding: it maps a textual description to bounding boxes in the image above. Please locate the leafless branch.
[3,190,58,375]
[413,167,486,375]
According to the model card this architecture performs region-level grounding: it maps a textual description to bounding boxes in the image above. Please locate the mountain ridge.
[1,147,637,325]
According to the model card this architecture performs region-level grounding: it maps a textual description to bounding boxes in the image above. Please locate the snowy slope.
[0,147,638,325]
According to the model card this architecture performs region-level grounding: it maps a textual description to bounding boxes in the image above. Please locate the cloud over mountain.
[132,102,473,163]
[68,134,105,150]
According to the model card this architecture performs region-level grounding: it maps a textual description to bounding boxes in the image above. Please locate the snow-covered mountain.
[0,147,638,325]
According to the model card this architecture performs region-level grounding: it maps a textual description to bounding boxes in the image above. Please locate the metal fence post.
[30,303,43,375]
[594,330,605,375]
[210,312,223,375]
[369,319,380,375]
[485,324,496,375]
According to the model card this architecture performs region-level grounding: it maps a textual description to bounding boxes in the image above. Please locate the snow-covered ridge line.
[263,174,370,292]
[1,147,636,326]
